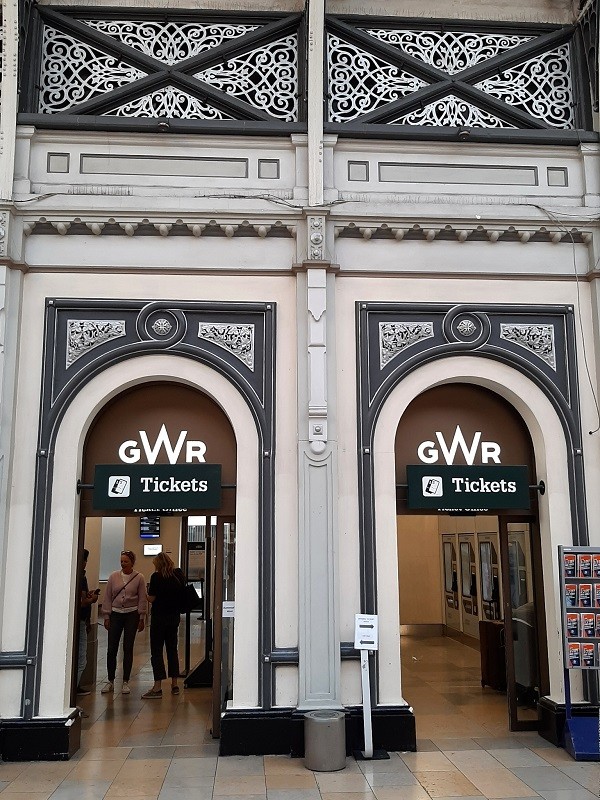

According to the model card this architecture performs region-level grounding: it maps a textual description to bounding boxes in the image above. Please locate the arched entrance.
[394,384,549,731]
[75,381,237,732]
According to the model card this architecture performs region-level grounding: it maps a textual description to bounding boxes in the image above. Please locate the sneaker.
[121,681,131,695]
[101,681,114,694]
[141,689,162,699]
[76,686,91,696]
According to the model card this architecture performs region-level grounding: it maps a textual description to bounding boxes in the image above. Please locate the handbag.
[174,570,202,614]
[182,583,203,614]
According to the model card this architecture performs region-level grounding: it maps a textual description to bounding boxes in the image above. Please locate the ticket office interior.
[397,511,546,727]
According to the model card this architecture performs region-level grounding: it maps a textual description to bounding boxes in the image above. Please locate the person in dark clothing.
[77,548,98,694]
[142,552,184,699]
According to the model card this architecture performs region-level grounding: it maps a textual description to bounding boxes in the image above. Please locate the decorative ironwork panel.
[363,29,533,74]
[195,35,299,122]
[82,20,260,65]
[476,45,574,128]
[379,322,433,368]
[500,323,556,369]
[390,94,516,128]
[198,323,255,371]
[39,26,146,113]
[66,319,126,367]
[328,34,426,122]
[105,87,233,119]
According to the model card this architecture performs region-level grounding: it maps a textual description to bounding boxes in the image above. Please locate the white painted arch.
[39,353,259,717]
[373,355,573,707]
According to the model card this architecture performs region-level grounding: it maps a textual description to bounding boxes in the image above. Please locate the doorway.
[72,381,238,740]
[395,383,549,733]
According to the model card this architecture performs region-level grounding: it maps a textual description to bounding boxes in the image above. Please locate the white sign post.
[354,614,379,759]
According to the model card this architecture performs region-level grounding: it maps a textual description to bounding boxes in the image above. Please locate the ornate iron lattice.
[39,26,146,113]
[326,17,589,135]
[476,45,573,128]
[23,7,303,131]
[82,20,260,65]
[577,0,598,112]
[390,94,516,128]
[106,87,234,119]
[195,35,298,122]
[328,34,426,122]
[364,29,533,74]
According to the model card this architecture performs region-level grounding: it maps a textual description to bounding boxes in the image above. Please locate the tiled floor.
[0,632,597,800]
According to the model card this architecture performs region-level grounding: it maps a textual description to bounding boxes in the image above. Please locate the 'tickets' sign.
[407,464,530,511]
[93,464,222,512]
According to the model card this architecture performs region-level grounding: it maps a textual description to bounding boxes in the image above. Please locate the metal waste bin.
[304,710,346,771]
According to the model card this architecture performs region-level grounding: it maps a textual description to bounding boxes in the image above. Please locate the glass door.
[211,517,235,738]
[499,517,549,730]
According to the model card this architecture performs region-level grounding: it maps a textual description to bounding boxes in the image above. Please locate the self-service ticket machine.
[478,533,501,621]
[459,534,479,639]
[442,534,461,632]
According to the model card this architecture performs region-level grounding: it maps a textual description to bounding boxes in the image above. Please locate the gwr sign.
[118,424,207,464]
[417,426,501,465]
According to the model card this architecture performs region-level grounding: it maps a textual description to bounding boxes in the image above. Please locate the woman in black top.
[142,552,184,699]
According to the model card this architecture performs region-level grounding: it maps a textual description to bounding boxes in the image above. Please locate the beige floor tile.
[464,767,542,798]
[531,746,576,765]
[0,763,29,780]
[399,752,455,771]
[444,750,502,770]
[320,793,375,800]
[371,787,433,800]
[0,793,55,800]
[412,769,481,797]
[264,756,311,775]
[79,746,133,761]
[266,774,318,789]
[314,773,372,792]
[213,775,267,795]
[67,759,125,781]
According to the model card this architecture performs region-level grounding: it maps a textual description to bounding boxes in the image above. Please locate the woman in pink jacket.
[100,550,147,695]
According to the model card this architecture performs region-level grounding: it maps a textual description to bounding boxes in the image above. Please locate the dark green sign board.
[406,465,530,511]
[93,464,221,511]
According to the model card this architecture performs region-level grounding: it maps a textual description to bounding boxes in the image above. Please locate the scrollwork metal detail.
[379,322,434,368]
[500,323,556,369]
[327,34,426,122]
[475,45,574,128]
[390,94,515,127]
[105,87,233,119]
[195,35,298,121]
[39,26,146,113]
[198,323,255,370]
[364,29,532,74]
[66,319,126,367]
[82,20,259,65]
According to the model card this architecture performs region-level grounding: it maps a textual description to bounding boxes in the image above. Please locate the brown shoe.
[171,685,180,695]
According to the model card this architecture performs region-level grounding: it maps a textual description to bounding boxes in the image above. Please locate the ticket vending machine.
[441,534,461,632]
[459,534,479,639]
[478,533,501,621]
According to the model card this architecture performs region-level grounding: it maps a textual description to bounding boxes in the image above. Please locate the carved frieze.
[198,322,255,370]
[500,323,556,369]
[66,319,126,367]
[379,321,434,368]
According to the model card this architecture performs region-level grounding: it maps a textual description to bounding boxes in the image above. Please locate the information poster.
[559,546,600,670]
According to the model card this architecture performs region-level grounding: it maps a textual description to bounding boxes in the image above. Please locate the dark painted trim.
[19,299,276,721]
[18,114,306,136]
[325,124,599,145]
[220,705,416,756]
[0,713,81,761]
[355,302,589,700]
